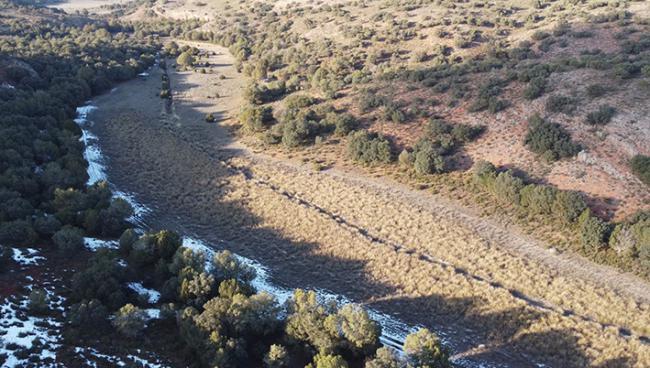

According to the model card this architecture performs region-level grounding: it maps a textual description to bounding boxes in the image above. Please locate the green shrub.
[578,210,611,251]
[264,344,289,368]
[347,131,393,164]
[586,84,606,98]
[113,303,147,338]
[240,105,274,133]
[585,105,616,125]
[524,114,581,161]
[325,112,358,136]
[492,170,524,205]
[285,94,316,110]
[398,149,414,167]
[552,191,587,223]
[404,329,450,368]
[451,124,484,142]
[520,184,558,215]
[413,141,447,175]
[545,95,576,114]
[524,77,547,100]
[472,160,497,188]
[53,226,84,253]
[282,119,319,147]
[630,155,650,185]
[28,288,49,315]
[176,51,194,66]
[67,299,109,329]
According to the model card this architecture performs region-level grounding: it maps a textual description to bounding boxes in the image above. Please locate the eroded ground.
[86,42,650,367]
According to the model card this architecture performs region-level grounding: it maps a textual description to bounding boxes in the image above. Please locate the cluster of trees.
[472,161,649,266]
[0,7,156,249]
[67,228,451,368]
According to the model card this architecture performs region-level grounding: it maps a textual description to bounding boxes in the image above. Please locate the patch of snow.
[0,82,15,89]
[84,237,119,252]
[110,87,118,93]
[112,190,151,227]
[74,103,107,185]
[0,290,62,366]
[75,347,126,367]
[126,354,168,368]
[11,248,45,266]
[143,308,160,320]
[138,72,150,77]
[127,282,160,304]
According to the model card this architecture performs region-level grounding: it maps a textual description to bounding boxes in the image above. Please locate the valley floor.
[87,41,650,367]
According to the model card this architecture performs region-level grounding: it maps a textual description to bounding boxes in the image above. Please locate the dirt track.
[88,42,650,367]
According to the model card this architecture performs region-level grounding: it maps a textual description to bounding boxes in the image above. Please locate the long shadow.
[87,57,608,368]
[370,294,597,368]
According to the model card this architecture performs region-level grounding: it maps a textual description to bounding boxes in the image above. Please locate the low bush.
[545,95,576,114]
[53,226,84,253]
[524,114,581,161]
[586,84,606,98]
[630,155,650,185]
[239,105,274,133]
[524,77,547,100]
[413,140,447,175]
[585,105,616,125]
[347,131,393,165]
[325,112,359,136]
[578,210,611,251]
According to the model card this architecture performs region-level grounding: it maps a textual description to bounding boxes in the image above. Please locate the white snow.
[83,237,119,251]
[0,82,15,89]
[138,72,150,77]
[127,282,161,304]
[143,308,161,320]
[0,284,64,367]
[74,103,107,185]
[11,248,45,266]
[112,190,151,227]
[75,347,169,368]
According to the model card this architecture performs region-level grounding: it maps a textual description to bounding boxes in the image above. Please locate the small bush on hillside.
[176,51,194,67]
[492,170,525,205]
[524,77,547,100]
[609,214,649,256]
[585,105,616,125]
[545,95,576,114]
[524,114,580,161]
[113,303,147,338]
[413,140,447,175]
[579,210,611,251]
[552,191,588,224]
[53,226,84,253]
[403,328,450,368]
[520,184,558,215]
[68,299,109,329]
[324,112,358,136]
[472,160,497,189]
[240,105,274,133]
[285,94,316,110]
[586,84,607,98]
[28,289,49,314]
[347,131,393,165]
[630,155,650,186]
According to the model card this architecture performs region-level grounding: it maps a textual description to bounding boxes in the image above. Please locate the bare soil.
[87,42,650,367]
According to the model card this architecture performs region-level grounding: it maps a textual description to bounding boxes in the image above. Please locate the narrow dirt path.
[88,41,650,367]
